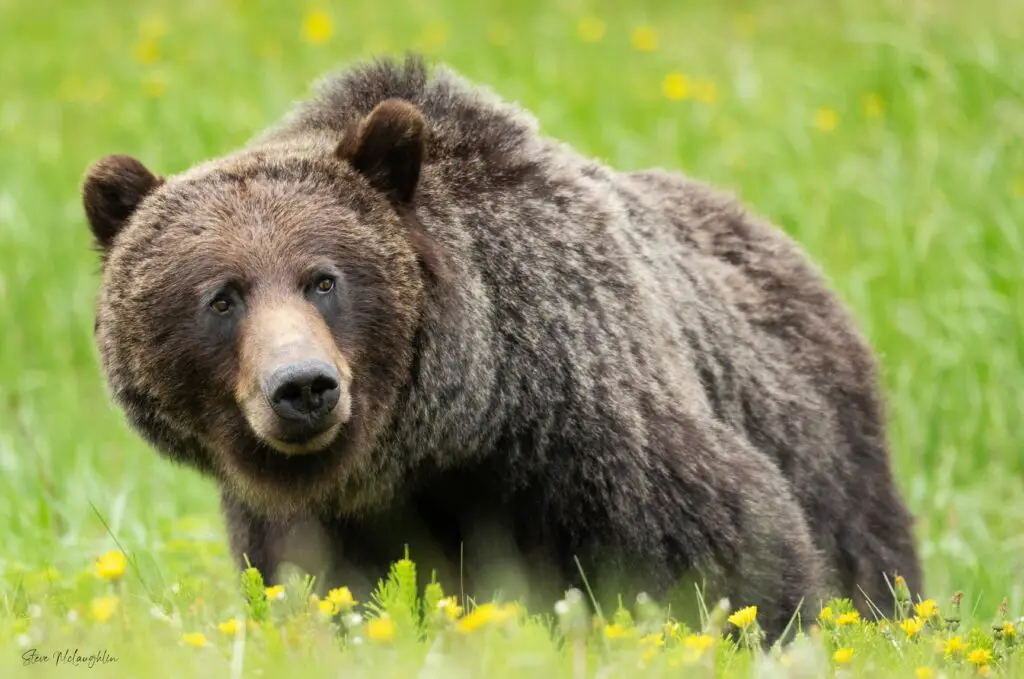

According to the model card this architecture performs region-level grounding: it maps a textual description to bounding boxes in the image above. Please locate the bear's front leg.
[219,491,418,602]
[220,490,340,588]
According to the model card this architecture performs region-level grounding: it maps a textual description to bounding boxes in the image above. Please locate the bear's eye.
[315,276,335,294]
[210,297,232,314]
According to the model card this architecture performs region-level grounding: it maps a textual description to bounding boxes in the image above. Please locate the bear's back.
[258,54,548,173]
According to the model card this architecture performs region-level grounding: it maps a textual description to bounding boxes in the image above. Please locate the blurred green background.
[0,0,1022,620]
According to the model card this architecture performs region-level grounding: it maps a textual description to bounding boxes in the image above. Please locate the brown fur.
[82,54,921,642]
[337,98,427,204]
[81,155,163,255]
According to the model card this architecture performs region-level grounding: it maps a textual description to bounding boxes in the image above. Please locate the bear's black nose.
[265,360,341,425]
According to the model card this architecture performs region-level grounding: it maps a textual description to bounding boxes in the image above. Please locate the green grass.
[1,0,1022,675]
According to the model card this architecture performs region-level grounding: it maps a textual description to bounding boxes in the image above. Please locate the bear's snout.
[234,299,353,456]
[263,359,342,428]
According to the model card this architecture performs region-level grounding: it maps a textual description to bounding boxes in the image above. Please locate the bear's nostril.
[309,375,339,396]
[272,381,304,405]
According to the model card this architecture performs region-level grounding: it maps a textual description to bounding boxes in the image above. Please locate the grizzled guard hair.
[81,53,921,642]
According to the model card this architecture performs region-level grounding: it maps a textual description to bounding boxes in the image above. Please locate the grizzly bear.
[81,54,920,640]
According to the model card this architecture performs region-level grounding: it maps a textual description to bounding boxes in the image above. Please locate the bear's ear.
[82,155,163,254]
[336,99,426,205]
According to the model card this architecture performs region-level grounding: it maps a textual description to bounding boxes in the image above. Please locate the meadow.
[0,0,1022,676]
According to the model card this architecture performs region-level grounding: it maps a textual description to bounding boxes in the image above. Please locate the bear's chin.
[214,404,364,508]
[260,421,343,456]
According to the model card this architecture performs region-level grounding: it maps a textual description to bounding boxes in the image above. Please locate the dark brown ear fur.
[338,99,446,283]
[82,154,163,255]
[337,99,426,204]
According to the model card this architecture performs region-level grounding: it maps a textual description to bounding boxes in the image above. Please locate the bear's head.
[82,99,441,516]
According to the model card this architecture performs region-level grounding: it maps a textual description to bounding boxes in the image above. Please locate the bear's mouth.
[264,419,343,455]
[226,409,361,490]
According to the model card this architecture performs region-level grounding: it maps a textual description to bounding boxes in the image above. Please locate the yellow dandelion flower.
[604,623,634,640]
[134,40,160,65]
[680,633,715,662]
[836,611,860,626]
[915,668,935,679]
[318,599,338,616]
[577,16,606,43]
[456,602,516,634]
[95,550,126,581]
[182,632,208,648]
[862,93,884,119]
[142,72,167,99]
[457,606,492,634]
[264,585,285,601]
[967,648,992,666]
[728,605,758,629]
[944,636,966,657]
[1003,621,1017,638]
[366,616,396,642]
[814,108,838,133]
[420,21,449,53]
[327,586,355,610]
[683,634,714,651]
[819,606,833,622]
[640,632,665,648]
[487,22,511,47]
[694,79,719,105]
[218,618,240,636]
[833,647,854,664]
[901,616,925,638]
[639,633,663,662]
[302,9,334,45]
[915,599,938,619]
[661,73,690,101]
[630,26,658,52]
[90,595,119,623]
[439,596,463,620]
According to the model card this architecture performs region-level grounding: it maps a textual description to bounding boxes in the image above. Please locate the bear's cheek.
[125,315,240,430]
